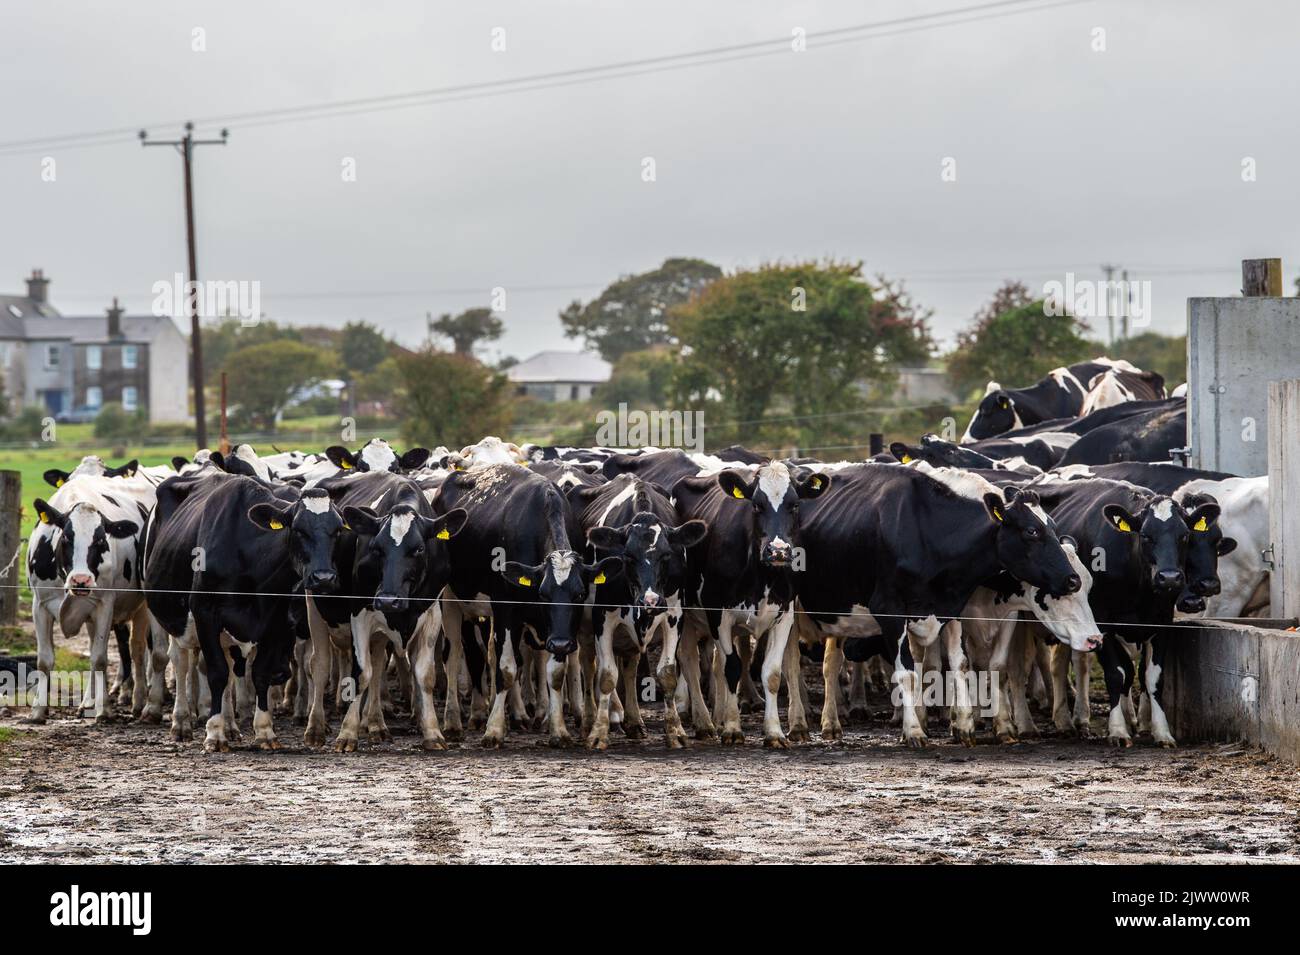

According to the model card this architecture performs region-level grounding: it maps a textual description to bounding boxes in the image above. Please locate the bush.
[93,403,144,443]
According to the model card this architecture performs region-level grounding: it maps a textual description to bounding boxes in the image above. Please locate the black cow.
[1001,397,1182,439]
[529,459,608,498]
[963,360,1148,441]
[574,475,707,749]
[144,475,347,751]
[796,463,1081,747]
[325,438,433,474]
[890,435,1045,474]
[1030,478,1223,746]
[434,464,622,747]
[1056,402,1187,466]
[670,461,829,747]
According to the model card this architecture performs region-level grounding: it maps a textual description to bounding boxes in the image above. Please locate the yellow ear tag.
[901,454,912,464]
[518,575,532,586]
[593,572,606,585]
[991,506,1003,523]
[436,528,450,540]
[1115,518,1132,533]
[56,478,64,488]
[39,511,50,524]
[269,519,284,530]
[1193,516,1208,532]
[340,460,353,470]
[731,486,745,499]
[811,476,822,489]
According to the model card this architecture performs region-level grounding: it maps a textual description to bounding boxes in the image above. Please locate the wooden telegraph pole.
[140,123,228,449]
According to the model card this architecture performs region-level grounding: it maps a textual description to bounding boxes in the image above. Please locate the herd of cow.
[20,357,1270,756]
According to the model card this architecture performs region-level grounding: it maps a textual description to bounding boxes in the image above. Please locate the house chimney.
[26,268,49,304]
[107,297,125,339]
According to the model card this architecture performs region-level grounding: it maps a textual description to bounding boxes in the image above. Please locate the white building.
[507,350,611,401]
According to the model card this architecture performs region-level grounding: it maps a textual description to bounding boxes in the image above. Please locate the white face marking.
[649,524,662,548]
[388,511,415,545]
[598,478,640,527]
[1153,499,1174,522]
[66,505,104,581]
[756,463,791,512]
[360,439,397,472]
[302,493,329,514]
[549,551,576,584]
[1026,503,1050,527]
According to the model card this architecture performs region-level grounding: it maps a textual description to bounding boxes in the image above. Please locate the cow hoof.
[720,729,744,746]
[1156,738,1177,749]
[665,732,688,750]
[821,727,843,742]
[421,737,448,752]
[258,738,282,751]
[368,729,392,744]
[787,727,811,743]
[585,736,609,752]
[1019,725,1041,740]
[764,734,790,749]
[226,726,243,741]
[170,725,192,742]
[334,737,358,753]
[1075,723,1092,738]
[848,705,870,723]
[903,734,929,749]
[480,736,504,750]
[694,726,717,741]
[548,734,574,749]
[623,723,646,740]
[293,714,308,726]
[958,731,976,748]
[469,717,487,731]
[997,732,1018,744]
[21,715,47,725]
[1108,735,1133,749]
[443,725,462,742]
[203,739,230,753]
[303,729,326,748]
[138,710,161,725]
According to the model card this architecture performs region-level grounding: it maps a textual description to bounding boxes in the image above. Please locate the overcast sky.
[4,0,1297,365]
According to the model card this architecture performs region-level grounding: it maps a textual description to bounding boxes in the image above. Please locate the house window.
[86,386,103,410]
[86,345,102,370]
[44,344,60,369]
[122,344,139,369]
[121,386,138,412]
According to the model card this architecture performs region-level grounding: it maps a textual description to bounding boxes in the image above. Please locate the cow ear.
[585,555,624,586]
[716,470,754,501]
[247,501,293,531]
[399,447,432,471]
[984,381,1002,396]
[106,459,139,478]
[424,508,466,542]
[325,446,358,471]
[983,492,1006,524]
[574,485,606,503]
[587,525,629,551]
[1216,537,1238,556]
[342,506,381,537]
[209,451,227,471]
[668,519,708,550]
[502,561,543,590]
[1185,502,1221,533]
[171,456,189,472]
[104,519,139,539]
[1059,534,1079,552]
[796,471,830,498]
[1103,504,1137,534]
[34,498,67,528]
[889,442,915,464]
[43,469,71,488]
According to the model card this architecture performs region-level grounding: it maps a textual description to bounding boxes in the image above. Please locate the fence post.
[0,470,20,626]
[1268,380,1300,619]
[1242,258,1283,296]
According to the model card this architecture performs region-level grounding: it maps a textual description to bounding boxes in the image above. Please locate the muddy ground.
[2,644,1299,864]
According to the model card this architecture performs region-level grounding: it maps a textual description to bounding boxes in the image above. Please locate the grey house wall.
[1187,297,1300,476]
[22,339,72,410]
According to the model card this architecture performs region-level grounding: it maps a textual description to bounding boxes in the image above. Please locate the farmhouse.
[507,349,610,401]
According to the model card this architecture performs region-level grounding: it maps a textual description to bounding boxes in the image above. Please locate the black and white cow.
[26,473,161,724]
[890,435,1045,474]
[670,461,829,747]
[1056,401,1187,466]
[1079,367,1167,415]
[434,465,622,747]
[575,474,707,749]
[1029,478,1224,746]
[144,475,348,751]
[795,463,1082,747]
[962,358,1146,442]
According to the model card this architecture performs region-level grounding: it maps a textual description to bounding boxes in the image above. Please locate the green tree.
[947,294,1095,399]
[1112,331,1187,388]
[394,349,512,448]
[93,402,144,441]
[595,347,677,407]
[670,261,931,445]
[561,257,722,361]
[431,307,504,356]
[338,320,389,412]
[203,317,302,385]
[225,340,332,429]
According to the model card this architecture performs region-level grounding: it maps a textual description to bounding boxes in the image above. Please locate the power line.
[0,0,1093,157]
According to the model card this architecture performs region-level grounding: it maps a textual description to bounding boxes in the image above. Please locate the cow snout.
[546,637,576,658]
[761,542,793,566]
[641,590,664,610]
[66,574,95,595]
[1193,577,1221,597]
[374,593,408,613]
[1078,635,1102,652]
[308,571,338,593]
[1064,574,1081,594]
[1153,569,1184,592]
[1177,593,1207,614]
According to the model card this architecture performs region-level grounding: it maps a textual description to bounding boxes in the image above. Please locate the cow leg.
[83,601,115,722]
[848,660,870,723]
[440,599,466,740]
[1071,650,1092,734]
[940,620,975,745]
[738,634,761,714]
[411,618,447,751]
[783,630,810,743]
[1007,630,1037,738]
[757,612,794,748]
[567,651,585,731]
[545,652,574,747]
[714,612,744,745]
[530,643,548,732]
[291,639,311,723]
[578,636,597,737]
[679,622,716,740]
[363,635,392,742]
[195,613,231,753]
[250,651,281,752]
[987,619,1018,742]
[1099,637,1134,747]
[233,647,255,724]
[892,616,934,748]
[24,593,59,723]
[821,637,844,740]
[167,631,195,741]
[335,612,376,752]
[587,610,620,750]
[481,624,519,749]
[1144,636,1175,747]
[222,644,244,739]
[301,596,333,747]
[127,620,148,715]
[466,620,489,730]
[140,608,168,724]
[619,651,647,738]
[1050,642,1075,734]
[655,611,689,749]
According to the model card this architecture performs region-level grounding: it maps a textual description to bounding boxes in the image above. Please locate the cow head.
[343,504,467,613]
[458,436,527,471]
[587,512,707,614]
[247,488,348,595]
[1102,495,1205,597]
[43,456,139,488]
[1173,493,1234,613]
[33,499,139,597]
[892,436,997,470]
[326,439,432,475]
[966,388,1021,441]
[1020,538,1102,652]
[501,551,623,657]
[984,487,1081,598]
[716,463,829,569]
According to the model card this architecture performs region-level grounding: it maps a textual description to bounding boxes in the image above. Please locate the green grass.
[0,727,16,748]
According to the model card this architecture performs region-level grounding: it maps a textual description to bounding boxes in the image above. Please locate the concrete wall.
[1187,296,1300,476]
[1165,621,1300,765]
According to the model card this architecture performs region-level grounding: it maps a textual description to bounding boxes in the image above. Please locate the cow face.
[1174,494,1232,613]
[716,463,829,568]
[1102,496,1197,596]
[1022,539,1102,652]
[43,456,139,488]
[327,439,431,475]
[983,487,1081,598]
[587,513,707,614]
[967,390,1020,441]
[501,551,623,657]
[343,505,467,613]
[33,499,139,596]
[458,436,527,470]
[891,436,996,470]
[248,489,348,595]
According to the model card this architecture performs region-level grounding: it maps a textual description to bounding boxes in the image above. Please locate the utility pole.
[1100,263,1119,346]
[1120,268,1130,341]
[140,122,228,449]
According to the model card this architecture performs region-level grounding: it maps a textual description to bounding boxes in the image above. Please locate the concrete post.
[1268,380,1300,619]
[0,470,20,625]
